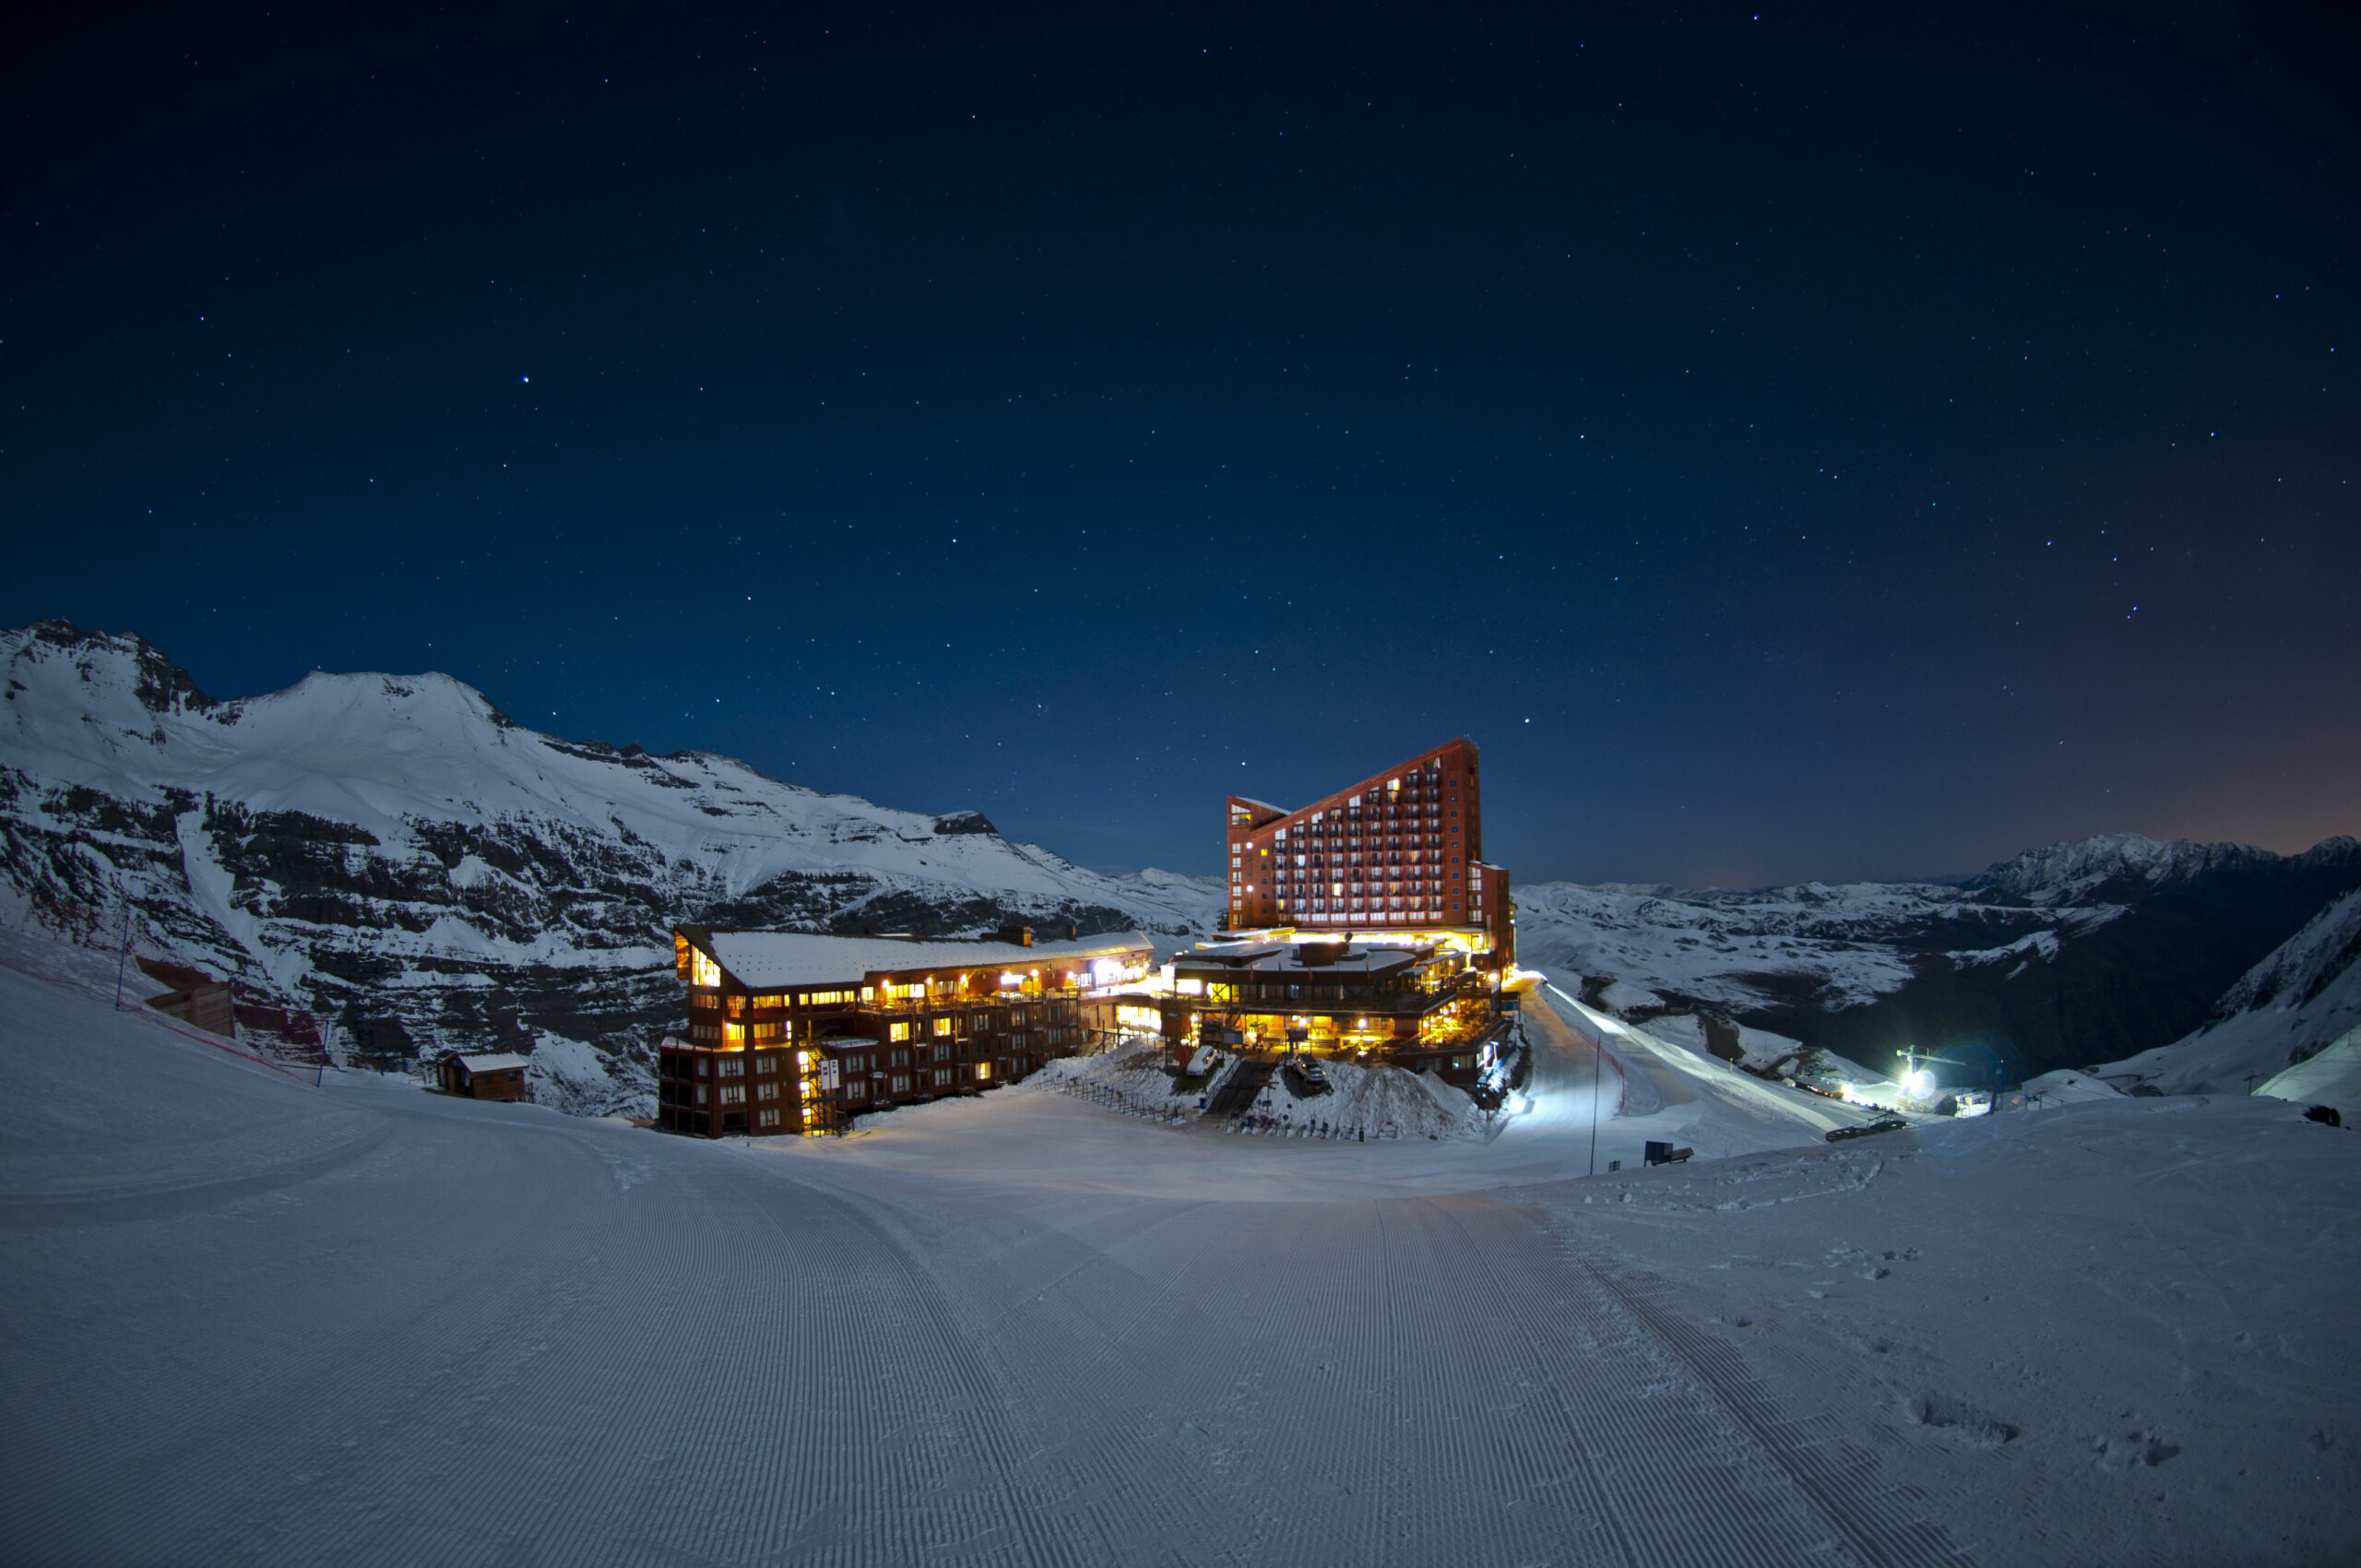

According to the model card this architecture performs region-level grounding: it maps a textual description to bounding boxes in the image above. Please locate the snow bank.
[2256,1027,2361,1120]
[1231,1059,1479,1143]
[1028,1039,1483,1142]
[2020,1068,2125,1105]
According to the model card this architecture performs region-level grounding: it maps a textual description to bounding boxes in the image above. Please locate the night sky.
[4,4,2355,886]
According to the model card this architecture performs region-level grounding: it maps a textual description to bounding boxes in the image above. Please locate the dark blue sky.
[5,3,2355,885]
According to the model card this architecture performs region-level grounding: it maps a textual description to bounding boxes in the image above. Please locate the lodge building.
[1162,934,1522,1085]
[657,926,1157,1137]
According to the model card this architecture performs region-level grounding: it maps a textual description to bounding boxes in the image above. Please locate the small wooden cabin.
[440,1051,532,1101]
[136,957,236,1037]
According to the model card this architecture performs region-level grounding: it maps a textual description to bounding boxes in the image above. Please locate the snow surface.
[4,959,2357,1564]
[704,928,1151,989]
[450,1051,531,1073]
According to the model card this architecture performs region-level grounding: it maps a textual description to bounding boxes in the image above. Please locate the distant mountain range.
[0,621,1220,1111]
[3,619,2353,1112]
[1513,830,2361,1084]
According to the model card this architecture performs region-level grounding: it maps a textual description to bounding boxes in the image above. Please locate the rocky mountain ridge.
[0,621,1220,1111]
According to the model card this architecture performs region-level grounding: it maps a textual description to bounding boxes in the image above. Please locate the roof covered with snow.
[1173,942,1429,977]
[455,1052,531,1073]
[696,930,1157,990]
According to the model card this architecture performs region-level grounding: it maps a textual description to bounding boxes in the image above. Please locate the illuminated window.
[722,1022,744,1045]
[691,950,721,988]
[976,1063,992,1081]
[934,1016,955,1037]
[890,1021,913,1041]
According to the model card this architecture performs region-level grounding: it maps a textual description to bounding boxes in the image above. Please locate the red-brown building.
[1224,737,1513,967]
[136,957,235,1037]
[440,1051,531,1100]
[658,927,1157,1137]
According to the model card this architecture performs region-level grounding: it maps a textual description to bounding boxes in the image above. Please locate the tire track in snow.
[1576,1261,1972,1568]
[1430,1193,1871,1568]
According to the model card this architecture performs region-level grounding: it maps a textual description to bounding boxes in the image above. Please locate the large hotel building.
[1224,736,1512,964]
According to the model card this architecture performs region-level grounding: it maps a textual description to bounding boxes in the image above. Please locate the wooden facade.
[136,957,236,1038]
[1223,737,1514,967]
[440,1051,531,1100]
[658,928,1157,1137]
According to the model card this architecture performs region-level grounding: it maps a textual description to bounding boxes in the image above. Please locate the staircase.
[1204,1055,1275,1120]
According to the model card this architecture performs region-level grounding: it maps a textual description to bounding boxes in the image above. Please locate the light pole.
[1587,1020,1602,1178]
[113,900,133,1010]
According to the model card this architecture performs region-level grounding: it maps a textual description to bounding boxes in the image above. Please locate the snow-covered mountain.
[2091,886,2361,1097]
[1513,831,2361,1083]
[1961,831,2289,905]
[0,621,1221,1111]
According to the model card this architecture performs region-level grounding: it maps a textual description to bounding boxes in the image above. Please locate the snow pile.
[2256,1027,2361,1119]
[2020,1068,2127,1105]
[1233,1058,1480,1142]
[1026,1038,1483,1141]
[1027,1038,1199,1117]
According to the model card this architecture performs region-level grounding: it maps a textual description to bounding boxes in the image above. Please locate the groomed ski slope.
[4,962,2356,1566]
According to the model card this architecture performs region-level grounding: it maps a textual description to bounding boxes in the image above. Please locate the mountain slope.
[2091,886,2361,1098]
[1513,833,2361,1084]
[0,621,1220,1109]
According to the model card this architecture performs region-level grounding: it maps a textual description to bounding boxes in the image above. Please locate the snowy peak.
[6,617,222,719]
[1964,832,2279,904]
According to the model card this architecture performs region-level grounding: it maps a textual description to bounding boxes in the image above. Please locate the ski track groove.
[8,1015,2002,1568]
[1432,1194,1852,1568]
[1577,1262,1974,1568]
